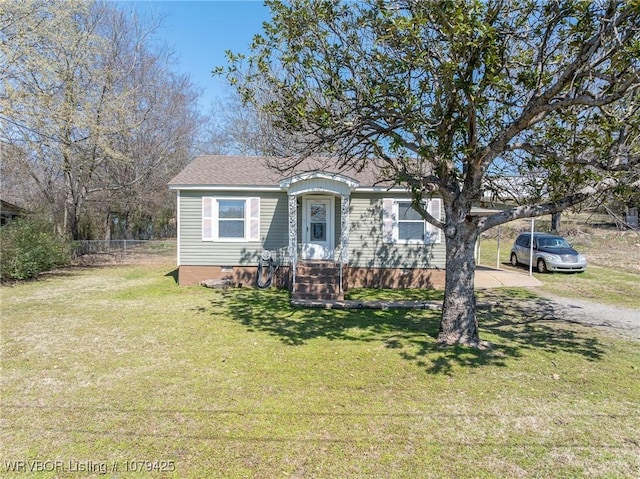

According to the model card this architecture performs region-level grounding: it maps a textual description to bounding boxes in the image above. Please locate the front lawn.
[1,260,639,478]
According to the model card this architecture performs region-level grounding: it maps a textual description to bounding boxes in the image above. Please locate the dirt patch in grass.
[72,250,175,267]
[573,230,640,274]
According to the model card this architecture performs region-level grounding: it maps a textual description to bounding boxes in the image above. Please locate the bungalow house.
[168,155,447,299]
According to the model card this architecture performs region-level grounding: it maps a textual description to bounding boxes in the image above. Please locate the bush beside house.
[0,217,71,281]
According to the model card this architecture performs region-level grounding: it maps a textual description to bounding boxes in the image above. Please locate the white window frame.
[383,198,442,245]
[396,200,425,244]
[202,197,260,242]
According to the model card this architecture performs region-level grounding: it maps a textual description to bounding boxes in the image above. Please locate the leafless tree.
[1,0,201,239]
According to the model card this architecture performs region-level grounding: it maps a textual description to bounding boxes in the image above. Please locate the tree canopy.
[1,0,201,240]
[221,0,640,346]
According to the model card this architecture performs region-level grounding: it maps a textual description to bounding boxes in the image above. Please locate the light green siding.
[178,190,289,266]
[177,190,445,269]
[347,193,446,268]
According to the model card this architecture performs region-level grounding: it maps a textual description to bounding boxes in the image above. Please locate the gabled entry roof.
[280,171,360,196]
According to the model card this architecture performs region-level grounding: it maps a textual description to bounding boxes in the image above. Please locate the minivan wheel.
[537,258,548,273]
[510,253,518,267]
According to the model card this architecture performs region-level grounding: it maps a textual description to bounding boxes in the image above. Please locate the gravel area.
[535,291,640,341]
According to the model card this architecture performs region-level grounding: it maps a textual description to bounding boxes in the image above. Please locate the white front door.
[302,196,334,260]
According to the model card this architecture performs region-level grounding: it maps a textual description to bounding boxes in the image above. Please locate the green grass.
[533,265,640,306]
[1,260,639,478]
[345,287,444,301]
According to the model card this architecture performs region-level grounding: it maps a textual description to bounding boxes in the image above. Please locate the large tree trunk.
[63,170,82,241]
[437,223,481,347]
[551,212,561,234]
[63,199,80,241]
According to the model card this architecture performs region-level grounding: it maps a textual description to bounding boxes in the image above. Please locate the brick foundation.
[178,264,445,290]
[178,265,291,288]
[344,266,445,290]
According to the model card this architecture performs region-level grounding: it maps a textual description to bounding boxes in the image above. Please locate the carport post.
[529,218,535,276]
[496,226,501,269]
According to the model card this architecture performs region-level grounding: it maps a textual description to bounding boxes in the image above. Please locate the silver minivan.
[510,232,587,273]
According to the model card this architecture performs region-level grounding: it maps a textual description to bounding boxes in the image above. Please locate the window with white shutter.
[202,197,260,242]
[426,198,442,243]
[382,198,442,244]
[202,197,213,240]
[248,197,260,241]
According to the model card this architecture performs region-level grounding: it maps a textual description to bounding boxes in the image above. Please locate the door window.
[309,203,327,241]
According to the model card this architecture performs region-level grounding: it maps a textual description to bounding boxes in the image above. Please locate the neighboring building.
[169,155,450,299]
[0,199,26,226]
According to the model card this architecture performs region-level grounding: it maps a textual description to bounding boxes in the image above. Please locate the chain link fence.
[72,240,176,258]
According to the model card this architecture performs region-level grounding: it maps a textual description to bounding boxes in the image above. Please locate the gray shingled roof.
[168,155,389,188]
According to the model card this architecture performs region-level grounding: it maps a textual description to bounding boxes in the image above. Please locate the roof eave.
[168,184,283,192]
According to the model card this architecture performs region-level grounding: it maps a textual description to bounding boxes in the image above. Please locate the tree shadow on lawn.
[202,288,606,374]
[478,290,605,362]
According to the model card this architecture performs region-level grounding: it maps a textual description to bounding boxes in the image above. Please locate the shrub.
[0,217,71,281]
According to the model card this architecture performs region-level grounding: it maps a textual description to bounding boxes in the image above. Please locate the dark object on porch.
[257,250,278,288]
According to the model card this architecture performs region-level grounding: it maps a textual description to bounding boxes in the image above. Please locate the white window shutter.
[248,197,260,241]
[382,199,397,243]
[202,197,213,240]
[426,198,442,243]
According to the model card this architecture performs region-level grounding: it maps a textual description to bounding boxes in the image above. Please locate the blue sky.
[121,1,272,113]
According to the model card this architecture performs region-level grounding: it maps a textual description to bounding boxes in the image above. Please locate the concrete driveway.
[475,266,542,288]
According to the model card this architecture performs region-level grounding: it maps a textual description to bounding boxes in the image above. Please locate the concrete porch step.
[295,265,340,276]
[295,274,340,283]
[293,261,343,301]
[293,282,342,295]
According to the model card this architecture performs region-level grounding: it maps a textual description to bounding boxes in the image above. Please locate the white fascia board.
[355,186,409,193]
[169,184,282,192]
[169,184,410,194]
